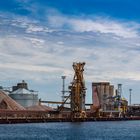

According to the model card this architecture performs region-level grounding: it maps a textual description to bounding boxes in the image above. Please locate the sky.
[0,0,140,104]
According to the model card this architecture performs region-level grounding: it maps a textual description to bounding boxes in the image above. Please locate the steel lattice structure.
[69,62,86,118]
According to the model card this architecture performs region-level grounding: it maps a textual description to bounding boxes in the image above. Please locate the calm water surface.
[0,121,140,140]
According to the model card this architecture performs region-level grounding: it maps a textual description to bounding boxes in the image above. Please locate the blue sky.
[0,0,140,104]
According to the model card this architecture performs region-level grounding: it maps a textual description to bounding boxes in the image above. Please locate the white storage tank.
[9,80,38,107]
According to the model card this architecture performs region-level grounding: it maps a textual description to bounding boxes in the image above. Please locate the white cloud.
[0,63,62,73]
[57,41,64,45]
[70,19,139,38]
[25,37,45,48]
[0,36,72,76]
[8,17,54,34]
[26,25,53,33]
[48,15,140,38]
[1,12,140,103]
[26,25,44,32]
[0,32,140,82]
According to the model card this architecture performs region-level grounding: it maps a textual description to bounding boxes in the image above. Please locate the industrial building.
[9,80,38,107]
[0,62,139,123]
[91,82,128,117]
[92,82,114,111]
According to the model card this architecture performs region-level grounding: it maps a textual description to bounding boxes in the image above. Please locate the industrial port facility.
[0,62,140,123]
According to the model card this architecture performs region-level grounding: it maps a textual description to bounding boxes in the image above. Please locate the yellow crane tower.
[69,62,86,118]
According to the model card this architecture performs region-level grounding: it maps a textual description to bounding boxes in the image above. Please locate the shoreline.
[0,117,140,124]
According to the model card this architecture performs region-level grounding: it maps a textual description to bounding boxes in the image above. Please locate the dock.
[0,116,140,124]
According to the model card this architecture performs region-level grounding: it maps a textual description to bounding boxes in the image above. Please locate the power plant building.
[9,80,38,107]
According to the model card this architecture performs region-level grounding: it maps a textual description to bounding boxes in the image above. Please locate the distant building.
[92,82,114,111]
[9,80,38,107]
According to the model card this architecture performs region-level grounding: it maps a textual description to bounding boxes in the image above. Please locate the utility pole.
[129,89,132,106]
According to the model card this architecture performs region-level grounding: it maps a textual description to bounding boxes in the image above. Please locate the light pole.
[61,76,66,102]
[118,84,122,112]
[129,89,132,106]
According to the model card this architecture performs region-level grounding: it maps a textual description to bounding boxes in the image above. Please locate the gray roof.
[12,88,31,94]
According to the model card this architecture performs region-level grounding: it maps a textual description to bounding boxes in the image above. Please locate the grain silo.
[92,82,114,111]
[9,80,38,107]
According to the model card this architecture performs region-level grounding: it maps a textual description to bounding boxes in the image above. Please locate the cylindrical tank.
[10,81,38,107]
[105,84,110,96]
[9,93,38,107]
[109,85,114,97]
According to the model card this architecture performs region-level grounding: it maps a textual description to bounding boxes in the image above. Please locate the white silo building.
[9,80,38,107]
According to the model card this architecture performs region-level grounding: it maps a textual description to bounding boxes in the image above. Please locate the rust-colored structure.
[56,62,87,118]
[69,62,86,118]
[92,82,114,111]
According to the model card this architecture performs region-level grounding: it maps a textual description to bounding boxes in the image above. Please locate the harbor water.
[0,121,140,140]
